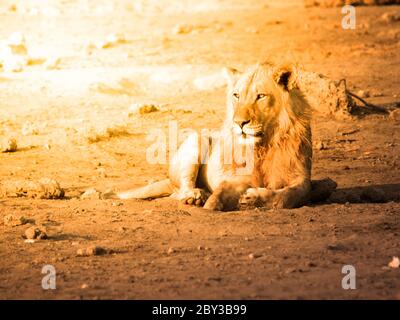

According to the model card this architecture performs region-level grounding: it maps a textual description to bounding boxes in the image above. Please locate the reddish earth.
[0,0,399,299]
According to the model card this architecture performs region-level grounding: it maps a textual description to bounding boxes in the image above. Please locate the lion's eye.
[256,93,267,100]
[233,93,240,99]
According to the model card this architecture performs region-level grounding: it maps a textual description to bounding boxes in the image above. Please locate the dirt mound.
[0,178,64,199]
[295,71,355,118]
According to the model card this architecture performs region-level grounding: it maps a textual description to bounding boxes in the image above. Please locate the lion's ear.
[223,67,241,86]
[273,65,297,91]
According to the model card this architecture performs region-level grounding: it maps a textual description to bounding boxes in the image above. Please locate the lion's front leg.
[169,132,210,206]
[240,180,311,209]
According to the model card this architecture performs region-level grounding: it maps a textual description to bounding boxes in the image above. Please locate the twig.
[346,90,387,113]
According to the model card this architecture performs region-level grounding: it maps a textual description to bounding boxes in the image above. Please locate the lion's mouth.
[244,131,263,137]
[237,130,264,139]
[233,125,263,138]
[235,131,263,146]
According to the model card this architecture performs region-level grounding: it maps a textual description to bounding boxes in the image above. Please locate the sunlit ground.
[0,0,399,299]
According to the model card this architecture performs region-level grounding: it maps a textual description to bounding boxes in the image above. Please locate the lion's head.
[224,62,309,147]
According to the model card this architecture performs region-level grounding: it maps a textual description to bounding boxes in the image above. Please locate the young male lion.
[115,62,325,211]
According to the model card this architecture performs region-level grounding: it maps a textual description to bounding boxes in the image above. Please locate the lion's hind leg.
[117,179,174,199]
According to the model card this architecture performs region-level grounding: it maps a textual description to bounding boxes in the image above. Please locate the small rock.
[197,245,204,251]
[167,247,175,255]
[1,138,17,152]
[172,24,193,35]
[80,188,101,200]
[284,267,297,274]
[357,90,370,98]
[380,12,400,23]
[24,226,47,240]
[327,243,346,251]
[389,109,400,121]
[128,103,159,116]
[77,246,107,256]
[388,256,400,269]
[91,33,127,49]
[248,253,262,259]
[112,201,123,207]
[370,89,384,98]
[3,214,28,227]
[44,56,61,70]
[86,246,106,256]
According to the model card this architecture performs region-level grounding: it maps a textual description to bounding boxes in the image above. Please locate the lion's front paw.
[239,188,260,206]
[178,188,210,206]
[240,188,275,208]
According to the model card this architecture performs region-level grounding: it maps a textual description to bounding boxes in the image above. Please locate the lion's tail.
[117,179,174,200]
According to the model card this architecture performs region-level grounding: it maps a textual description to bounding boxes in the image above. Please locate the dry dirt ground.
[0,0,400,299]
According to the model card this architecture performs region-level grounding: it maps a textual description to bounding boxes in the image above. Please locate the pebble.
[128,103,160,116]
[327,243,346,251]
[80,188,101,200]
[357,90,370,98]
[380,12,400,23]
[77,246,107,257]
[112,201,123,207]
[172,24,193,35]
[389,109,400,121]
[248,253,262,259]
[388,256,400,269]
[24,226,47,240]
[1,138,17,152]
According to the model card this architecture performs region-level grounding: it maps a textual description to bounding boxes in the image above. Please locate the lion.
[112,62,336,210]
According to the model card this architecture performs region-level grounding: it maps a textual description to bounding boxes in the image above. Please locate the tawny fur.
[114,62,326,210]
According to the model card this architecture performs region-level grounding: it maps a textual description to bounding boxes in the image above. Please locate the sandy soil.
[0,0,399,299]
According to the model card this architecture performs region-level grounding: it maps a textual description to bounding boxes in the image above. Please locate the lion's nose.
[235,119,250,129]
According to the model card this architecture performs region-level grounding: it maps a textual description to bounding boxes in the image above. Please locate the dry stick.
[346,90,387,113]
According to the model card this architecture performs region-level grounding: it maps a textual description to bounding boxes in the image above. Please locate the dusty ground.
[0,0,399,299]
